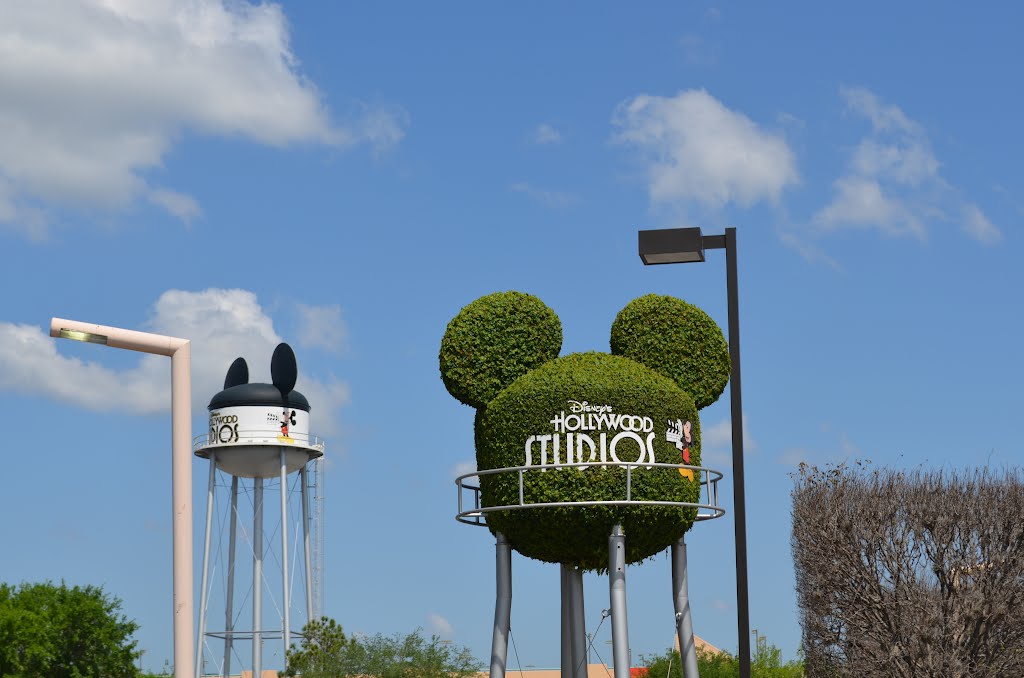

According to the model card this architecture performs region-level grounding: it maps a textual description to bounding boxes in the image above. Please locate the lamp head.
[57,328,109,345]
[638,227,706,265]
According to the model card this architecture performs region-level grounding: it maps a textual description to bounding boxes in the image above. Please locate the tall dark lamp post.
[638,226,751,678]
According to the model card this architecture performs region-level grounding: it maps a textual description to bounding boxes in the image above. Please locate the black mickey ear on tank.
[610,294,730,410]
[271,343,298,396]
[224,357,249,389]
[439,291,562,409]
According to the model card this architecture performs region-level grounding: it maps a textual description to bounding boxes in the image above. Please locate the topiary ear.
[610,294,730,409]
[439,291,562,408]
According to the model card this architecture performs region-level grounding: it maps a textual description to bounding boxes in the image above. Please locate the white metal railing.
[193,430,326,453]
[455,460,725,526]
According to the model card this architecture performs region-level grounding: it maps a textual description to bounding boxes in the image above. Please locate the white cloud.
[777,447,812,467]
[815,176,925,240]
[354,103,409,157]
[842,86,915,134]
[612,89,798,208]
[533,123,562,145]
[807,86,1000,247]
[839,432,859,457]
[426,613,454,638]
[0,288,348,434]
[0,1,406,237]
[296,304,347,353]
[777,230,842,271]
[699,414,755,468]
[450,460,476,481]
[962,203,1001,244]
[510,182,577,208]
[147,188,203,225]
[776,431,859,467]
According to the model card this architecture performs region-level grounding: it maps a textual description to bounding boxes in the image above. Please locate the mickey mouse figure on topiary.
[440,291,731,572]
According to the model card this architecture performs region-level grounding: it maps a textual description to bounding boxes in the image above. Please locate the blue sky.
[0,1,1021,672]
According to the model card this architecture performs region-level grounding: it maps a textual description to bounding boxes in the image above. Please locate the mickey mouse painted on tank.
[439,292,730,571]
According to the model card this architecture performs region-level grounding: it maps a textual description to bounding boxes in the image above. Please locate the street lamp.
[637,226,751,678]
[50,318,194,678]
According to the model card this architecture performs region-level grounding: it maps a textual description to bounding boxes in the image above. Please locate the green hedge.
[610,294,730,410]
[477,352,701,570]
[439,291,562,408]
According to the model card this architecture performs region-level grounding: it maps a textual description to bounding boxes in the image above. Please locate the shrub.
[478,352,701,569]
[439,291,561,408]
[610,294,730,410]
[440,292,730,570]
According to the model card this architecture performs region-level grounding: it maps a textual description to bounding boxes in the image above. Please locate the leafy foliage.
[610,294,730,410]
[440,292,728,569]
[281,618,482,678]
[0,581,140,678]
[278,616,348,677]
[792,463,1024,677]
[439,291,562,408]
[478,352,701,570]
[642,641,803,677]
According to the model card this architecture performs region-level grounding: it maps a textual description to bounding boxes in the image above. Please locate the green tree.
[642,641,803,678]
[279,616,348,677]
[0,581,140,678]
[282,617,482,677]
[140,661,172,678]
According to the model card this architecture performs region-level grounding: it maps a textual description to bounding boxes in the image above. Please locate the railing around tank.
[192,431,326,453]
[455,460,725,526]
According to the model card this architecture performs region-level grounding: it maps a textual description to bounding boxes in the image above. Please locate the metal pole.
[725,227,751,678]
[170,345,194,678]
[672,536,699,678]
[195,454,217,678]
[280,451,291,656]
[560,565,571,678]
[253,477,263,678]
[49,320,193,678]
[223,476,239,678]
[568,567,587,678]
[608,524,630,678]
[300,464,314,623]
[490,532,512,678]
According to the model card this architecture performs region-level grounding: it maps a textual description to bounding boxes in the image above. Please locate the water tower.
[194,343,325,677]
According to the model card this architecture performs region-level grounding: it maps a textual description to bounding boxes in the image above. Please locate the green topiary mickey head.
[440,291,730,570]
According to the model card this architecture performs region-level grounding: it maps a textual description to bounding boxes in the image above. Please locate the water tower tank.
[195,349,322,476]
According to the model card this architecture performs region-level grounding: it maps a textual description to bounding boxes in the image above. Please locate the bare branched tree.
[791,463,1024,677]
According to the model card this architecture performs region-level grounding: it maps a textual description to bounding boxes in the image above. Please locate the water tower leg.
[608,524,630,678]
[568,566,587,678]
[195,454,217,678]
[300,464,314,623]
[253,477,264,678]
[490,532,512,678]
[279,450,292,658]
[672,536,699,678]
[223,476,239,678]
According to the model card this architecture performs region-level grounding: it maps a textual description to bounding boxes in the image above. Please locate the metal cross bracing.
[195,461,319,678]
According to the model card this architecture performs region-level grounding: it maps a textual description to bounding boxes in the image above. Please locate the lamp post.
[50,318,194,678]
[637,227,751,678]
